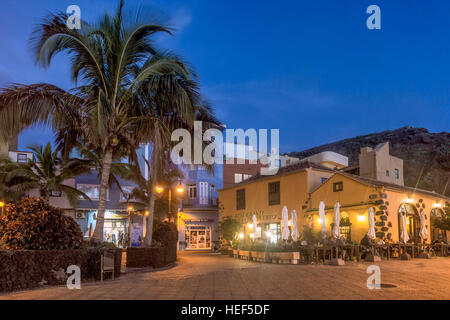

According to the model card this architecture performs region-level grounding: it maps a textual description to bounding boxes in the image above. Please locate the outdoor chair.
[101,251,115,282]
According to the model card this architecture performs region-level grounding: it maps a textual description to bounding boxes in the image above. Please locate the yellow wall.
[308,173,447,243]
[218,168,333,228]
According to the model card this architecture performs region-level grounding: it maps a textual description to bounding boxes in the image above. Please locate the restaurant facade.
[218,144,450,244]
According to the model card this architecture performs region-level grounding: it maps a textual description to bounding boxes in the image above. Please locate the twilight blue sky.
[0,0,449,153]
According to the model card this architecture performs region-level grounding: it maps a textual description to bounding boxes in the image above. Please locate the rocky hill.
[287,126,450,197]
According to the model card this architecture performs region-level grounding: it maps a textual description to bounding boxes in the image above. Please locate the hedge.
[0,249,122,293]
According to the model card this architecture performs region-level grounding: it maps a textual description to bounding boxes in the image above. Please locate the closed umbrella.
[367,207,376,240]
[282,206,290,241]
[291,209,300,241]
[319,201,327,239]
[400,206,410,243]
[419,209,428,241]
[332,202,341,239]
[252,214,258,238]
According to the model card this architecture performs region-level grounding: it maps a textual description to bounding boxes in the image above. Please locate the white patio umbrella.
[291,209,300,241]
[319,201,327,238]
[332,202,341,239]
[400,206,410,243]
[367,207,376,240]
[281,206,290,241]
[252,214,258,238]
[419,209,428,241]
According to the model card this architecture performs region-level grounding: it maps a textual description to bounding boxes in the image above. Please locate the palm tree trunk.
[92,147,113,242]
[143,189,156,247]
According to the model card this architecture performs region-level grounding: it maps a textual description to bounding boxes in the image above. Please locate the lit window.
[321,177,327,184]
[234,173,243,183]
[243,174,252,181]
[394,169,399,179]
[333,182,343,192]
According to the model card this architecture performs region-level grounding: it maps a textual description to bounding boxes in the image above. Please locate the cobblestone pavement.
[1,252,450,300]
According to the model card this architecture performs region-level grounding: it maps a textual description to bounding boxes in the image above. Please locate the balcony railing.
[182,198,218,208]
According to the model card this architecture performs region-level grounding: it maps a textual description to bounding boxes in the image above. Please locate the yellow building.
[306,172,449,244]
[218,146,449,244]
[218,161,336,241]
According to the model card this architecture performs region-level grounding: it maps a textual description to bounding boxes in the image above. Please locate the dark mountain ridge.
[287,126,450,197]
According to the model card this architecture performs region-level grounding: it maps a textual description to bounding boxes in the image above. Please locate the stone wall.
[0,249,122,293]
[126,243,177,268]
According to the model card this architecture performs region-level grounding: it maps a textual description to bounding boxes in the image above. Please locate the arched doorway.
[398,203,420,243]
[430,208,446,242]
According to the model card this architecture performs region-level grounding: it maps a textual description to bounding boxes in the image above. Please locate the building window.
[236,189,245,210]
[386,170,389,177]
[333,182,343,192]
[243,174,252,181]
[394,169,399,179]
[17,153,28,163]
[50,190,62,197]
[77,184,105,200]
[234,173,243,184]
[268,181,280,206]
[120,186,136,202]
[340,225,351,241]
[188,184,197,199]
[321,177,328,184]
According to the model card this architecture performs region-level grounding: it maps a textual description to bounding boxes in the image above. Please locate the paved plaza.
[1,252,450,300]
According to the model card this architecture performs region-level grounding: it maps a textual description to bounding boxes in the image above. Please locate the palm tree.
[0,156,25,202]
[0,1,215,242]
[7,143,91,205]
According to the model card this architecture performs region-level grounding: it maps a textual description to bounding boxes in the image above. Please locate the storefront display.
[185,225,211,249]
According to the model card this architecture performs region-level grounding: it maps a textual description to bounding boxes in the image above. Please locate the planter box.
[233,249,239,258]
[239,250,250,260]
[269,252,300,264]
[251,251,269,262]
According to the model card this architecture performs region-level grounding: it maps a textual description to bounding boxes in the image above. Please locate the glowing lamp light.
[432,203,443,208]
[288,220,292,226]
[318,218,323,224]
[155,186,164,193]
[357,215,366,222]
[265,231,272,238]
[145,211,150,216]
[402,198,414,204]
[176,184,185,194]
[127,206,134,211]
[239,233,244,239]
[250,233,255,239]
[247,223,253,229]
[0,201,4,207]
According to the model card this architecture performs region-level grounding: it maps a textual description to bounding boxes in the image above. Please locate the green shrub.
[153,221,178,246]
[83,239,117,249]
[0,198,83,250]
[219,217,241,245]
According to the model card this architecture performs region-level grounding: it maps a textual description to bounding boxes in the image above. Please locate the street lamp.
[127,206,134,247]
[155,182,185,222]
[0,201,4,216]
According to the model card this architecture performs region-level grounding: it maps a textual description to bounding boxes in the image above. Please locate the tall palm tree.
[7,143,91,205]
[0,1,214,242]
[0,156,26,202]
